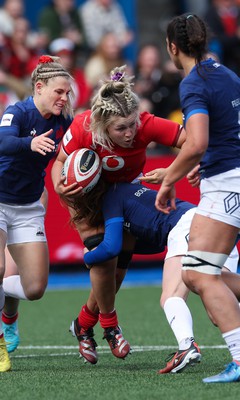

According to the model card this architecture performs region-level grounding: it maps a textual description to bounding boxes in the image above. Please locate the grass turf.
[0,285,239,399]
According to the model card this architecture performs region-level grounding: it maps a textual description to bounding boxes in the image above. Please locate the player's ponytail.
[167,14,208,66]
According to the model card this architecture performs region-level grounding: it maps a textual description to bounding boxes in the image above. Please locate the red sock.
[78,304,99,330]
[2,312,18,325]
[99,310,118,329]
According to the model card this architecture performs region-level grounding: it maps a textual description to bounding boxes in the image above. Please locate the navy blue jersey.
[84,183,195,265]
[0,97,72,203]
[180,58,240,179]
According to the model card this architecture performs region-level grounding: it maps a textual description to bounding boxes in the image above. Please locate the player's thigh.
[8,242,49,288]
[0,228,7,279]
[115,267,128,292]
[188,213,239,254]
[161,256,189,302]
[74,217,104,242]
[122,230,136,252]
[4,246,18,277]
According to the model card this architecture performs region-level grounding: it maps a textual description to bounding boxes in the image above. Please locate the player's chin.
[121,141,133,148]
[53,106,64,115]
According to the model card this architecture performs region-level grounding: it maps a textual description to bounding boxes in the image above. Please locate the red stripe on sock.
[2,312,18,325]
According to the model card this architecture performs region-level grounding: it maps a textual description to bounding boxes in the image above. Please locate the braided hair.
[88,65,140,150]
[167,14,208,66]
[31,55,74,118]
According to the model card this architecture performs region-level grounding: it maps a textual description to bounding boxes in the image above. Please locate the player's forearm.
[163,140,204,186]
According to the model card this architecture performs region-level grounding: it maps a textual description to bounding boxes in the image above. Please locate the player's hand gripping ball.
[62,148,102,193]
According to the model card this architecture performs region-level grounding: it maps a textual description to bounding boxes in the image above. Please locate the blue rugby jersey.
[84,182,194,265]
[180,58,240,179]
[0,96,72,204]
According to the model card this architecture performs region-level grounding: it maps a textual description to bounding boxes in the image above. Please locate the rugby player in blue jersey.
[154,13,240,383]
[0,55,74,372]
[68,178,239,373]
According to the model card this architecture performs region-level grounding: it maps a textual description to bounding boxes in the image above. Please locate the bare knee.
[160,283,189,309]
[24,282,47,300]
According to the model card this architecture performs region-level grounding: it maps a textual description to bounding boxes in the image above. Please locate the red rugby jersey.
[62,110,181,183]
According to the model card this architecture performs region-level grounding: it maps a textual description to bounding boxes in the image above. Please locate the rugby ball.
[62,148,102,193]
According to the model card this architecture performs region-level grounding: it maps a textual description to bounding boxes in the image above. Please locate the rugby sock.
[164,297,194,350]
[99,309,118,329]
[3,276,27,300]
[223,327,240,362]
[2,312,18,325]
[78,304,99,330]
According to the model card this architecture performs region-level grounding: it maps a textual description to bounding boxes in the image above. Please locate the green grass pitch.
[1,284,239,400]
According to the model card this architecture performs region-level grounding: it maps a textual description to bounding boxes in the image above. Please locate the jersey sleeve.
[140,112,182,147]
[180,80,209,124]
[84,184,125,265]
[0,106,32,154]
[83,218,124,265]
[61,110,91,155]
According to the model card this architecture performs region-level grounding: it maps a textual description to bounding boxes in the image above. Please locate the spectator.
[133,43,183,155]
[38,0,85,49]
[0,0,47,54]
[79,0,134,54]
[84,32,130,90]
[134,44,182,120]
[204,0,240,74]
[0,0,24,38]
[0,69,30,108]
[1,17,39,84]
[49,37,92,113]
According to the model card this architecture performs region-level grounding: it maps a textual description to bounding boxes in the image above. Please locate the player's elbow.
[106,249,120,260]
[106,244,122,260]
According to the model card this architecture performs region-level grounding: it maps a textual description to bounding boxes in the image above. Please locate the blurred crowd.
[1,0,240,154]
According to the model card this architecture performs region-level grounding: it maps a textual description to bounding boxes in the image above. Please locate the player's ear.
[36,82,43,94]
[170,42,178,55]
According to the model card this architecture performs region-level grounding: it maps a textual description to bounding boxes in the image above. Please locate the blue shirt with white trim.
[180,58,240,179]
[0,96,72,204]
[84,182,194,265]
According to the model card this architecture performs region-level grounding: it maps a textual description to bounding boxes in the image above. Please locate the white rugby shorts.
[0,200,46,244]
[196,168,240,228]
[165,207,239,273]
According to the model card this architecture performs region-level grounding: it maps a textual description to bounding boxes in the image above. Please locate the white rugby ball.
[62,148,102,193]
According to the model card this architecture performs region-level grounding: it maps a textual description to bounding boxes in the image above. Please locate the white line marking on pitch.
[11,344,228,359]
[17,345,227,350]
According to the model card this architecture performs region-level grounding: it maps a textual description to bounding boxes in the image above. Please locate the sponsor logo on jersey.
[231,98,240,108]
[123,221,131,232]
[0,113,14,126]
[63,129,72,146]
[102,155,124,171]
[134,187,150,197]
